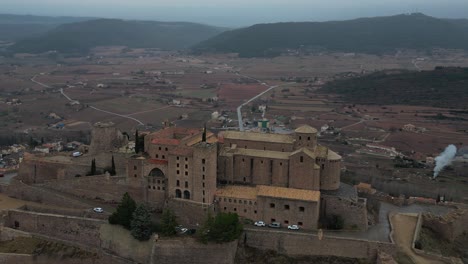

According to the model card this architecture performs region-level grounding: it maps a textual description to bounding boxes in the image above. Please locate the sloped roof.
[290,147,316,158]
[257,185,320,202]
[222,131,294,144]
[229,148,290,160]
[215,185,257,200]
[295,125,318,134]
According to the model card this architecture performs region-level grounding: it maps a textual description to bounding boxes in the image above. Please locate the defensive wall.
[412,213,462,264]
[422,209,468,242]
[167,198,215,226]
[0,209,237,264]
[242,228,397,261]
[0,180,90,209]
[41,175,143,203]
[18,152,130,184]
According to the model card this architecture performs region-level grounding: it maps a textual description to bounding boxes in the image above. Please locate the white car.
[287,225,300,230]
[254,221,266,227]
[93,207,104,213]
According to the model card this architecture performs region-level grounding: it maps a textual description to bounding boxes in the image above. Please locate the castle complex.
[127,125,367,230]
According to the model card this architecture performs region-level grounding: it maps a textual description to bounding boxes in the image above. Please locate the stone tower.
[89,122,128,154]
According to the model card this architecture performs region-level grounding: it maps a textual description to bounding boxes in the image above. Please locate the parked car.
[268,222,281,228]
[93,207,104,213]
[287,225,300,230]
[254,221,266,227]
[0,173,4,177]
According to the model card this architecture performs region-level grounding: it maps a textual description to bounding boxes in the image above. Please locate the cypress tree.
[135,130,140,153]
[202,124,207,142]
[111,155,116,176]
[91,158,96,175]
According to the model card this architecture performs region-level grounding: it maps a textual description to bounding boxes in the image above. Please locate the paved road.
[245,202,454,242]
[0,172,17,185]
[236,82,295,131]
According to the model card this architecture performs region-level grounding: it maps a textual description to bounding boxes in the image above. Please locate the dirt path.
[391,213,444,264]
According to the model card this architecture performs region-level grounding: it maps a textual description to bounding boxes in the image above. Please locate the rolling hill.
[319,67,468,109]
[0,14,94,41]
[194,13,468,57]
[9,19,225,53]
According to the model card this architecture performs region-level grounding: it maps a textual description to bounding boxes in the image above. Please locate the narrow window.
[321,164,325,170]
[254,210,257,214]
[133,165,137,170]
[165,147,168,151]
[284,205,290,210]
[177,170,180,174]
[299,206,305,212]
[185,181,188,188]
[284,220,289,224]
[185,164,188,169]
[185,171,188,176]
[162,155,165,159]
[270,203,275,208]
[159,147,161,150]
[298,222,303,226]
[156,154,159,158]
[185,157,188,161]
[176,180,180,187]
[234,208,237,212]
[134,174,137,178]
[177,156,180,160]
[202,159,205,164]
[224,207,227,211]
[300,156,304,163]
[202,174,205,180]
[244,209,247,213]
[308,137,311,141]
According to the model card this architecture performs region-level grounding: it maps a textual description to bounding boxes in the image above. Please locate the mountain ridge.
[194,13,468,57]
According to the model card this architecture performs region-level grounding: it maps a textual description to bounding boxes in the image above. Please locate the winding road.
[31,75,145,125]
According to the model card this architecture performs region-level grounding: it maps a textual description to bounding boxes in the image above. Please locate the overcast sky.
[2,0,468,27]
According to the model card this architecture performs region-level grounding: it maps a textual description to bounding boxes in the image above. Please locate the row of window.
[176,180,189,188]
[221,208,304,226]
[148,185,165,191]
[270,203,305,212]
[223,207,257,214]
[223,197,256,205]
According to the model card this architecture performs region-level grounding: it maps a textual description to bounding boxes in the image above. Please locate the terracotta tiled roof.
[257,185,320,202]
[215,185,320,202]
[327,150,341,160]
[226,148,290,160]
[169,147,193,156]
[215,185,257,200]
[295,125,318,134]
[222,131,294,144]
[151,138,180,145]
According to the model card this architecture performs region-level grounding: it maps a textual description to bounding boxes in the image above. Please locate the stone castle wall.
[422,209,468,242]
[89,122,128,154]
[167,198,215,226]
[41,175,143,204]
[1,180,90,209]
[243,229,396,261]
[321,195,368,230]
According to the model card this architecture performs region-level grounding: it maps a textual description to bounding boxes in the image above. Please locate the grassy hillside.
[0,14,94,41]
[194,13,468,57]
[9,19,225,53]
[319,67,468,109]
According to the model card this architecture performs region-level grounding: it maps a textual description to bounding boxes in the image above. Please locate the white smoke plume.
[433,144,457,178]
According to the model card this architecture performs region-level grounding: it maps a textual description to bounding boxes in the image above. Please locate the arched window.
[175,189,182,198]
[149,168,164,177]
[183,190,190,199]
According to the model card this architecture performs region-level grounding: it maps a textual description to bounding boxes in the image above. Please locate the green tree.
[198,212,243,243]
[108,192,137,229]
[135,130,140,153]
[326,214,344,230]
[130,204,153,241]
[160,209,178,237]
